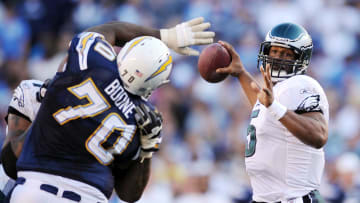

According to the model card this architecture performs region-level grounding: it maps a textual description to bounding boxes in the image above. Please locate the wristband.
[160,29,169,44]
[175,24,186,47]
[267,100,287,120]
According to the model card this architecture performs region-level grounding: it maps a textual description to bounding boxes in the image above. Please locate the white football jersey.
[245,75,329,202]
[0,80,43,195]
[8,80,43,122]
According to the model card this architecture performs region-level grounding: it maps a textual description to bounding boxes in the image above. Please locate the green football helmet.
[257,23,313,82]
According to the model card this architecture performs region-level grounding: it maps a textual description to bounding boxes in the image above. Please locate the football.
[198,43,231,83]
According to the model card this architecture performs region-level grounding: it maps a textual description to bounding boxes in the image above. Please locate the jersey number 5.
[245,109,259,157]
[53,78,136,165]
[245,125,256,157]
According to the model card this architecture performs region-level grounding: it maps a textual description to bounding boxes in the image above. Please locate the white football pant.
[9,171,108,203]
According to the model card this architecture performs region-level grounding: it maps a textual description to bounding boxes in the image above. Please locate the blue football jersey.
[16,32,151,198]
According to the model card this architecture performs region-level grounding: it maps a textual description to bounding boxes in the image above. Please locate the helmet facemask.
[257,42,308,82]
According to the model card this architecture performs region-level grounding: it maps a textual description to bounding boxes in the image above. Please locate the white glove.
[160,17,215,56]
[135,104,163,162]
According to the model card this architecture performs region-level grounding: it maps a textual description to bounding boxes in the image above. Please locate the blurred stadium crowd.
[0,0,360,202]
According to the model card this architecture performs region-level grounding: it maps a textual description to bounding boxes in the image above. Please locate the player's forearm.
[3,114,31,156]
[10,133,27,158]
[237,70,261,107]
[86,22,160,47]
[279,111,328,149]
[114,159,151,202]
[2,129,26,154]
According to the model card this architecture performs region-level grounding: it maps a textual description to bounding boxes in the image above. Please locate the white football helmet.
[117,36,173,98]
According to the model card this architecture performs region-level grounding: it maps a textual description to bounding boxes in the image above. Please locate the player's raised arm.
[216,40,261,107]
[86,17,215,56]
[86,21,160,47]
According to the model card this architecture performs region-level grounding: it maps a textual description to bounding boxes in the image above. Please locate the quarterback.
[217,23,328,202]
[1,18,214,203]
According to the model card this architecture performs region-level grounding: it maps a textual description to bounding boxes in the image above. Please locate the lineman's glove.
[135,104,163,162]
[160,17,215,56]
[37,78,51,102]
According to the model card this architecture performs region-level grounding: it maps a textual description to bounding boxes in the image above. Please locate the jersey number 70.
[53,78,136,165]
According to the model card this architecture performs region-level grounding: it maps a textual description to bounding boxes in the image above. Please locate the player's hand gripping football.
[160,17,215,56]
[135,104,163,162]
[216,41,246,77]
[251,65,274,107]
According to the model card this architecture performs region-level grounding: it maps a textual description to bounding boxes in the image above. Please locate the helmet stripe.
[145,55,172,82]
[80,33,95,52]
[121,37,146,60]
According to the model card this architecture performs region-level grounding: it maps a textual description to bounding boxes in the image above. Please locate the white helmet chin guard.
[117,36,173,98]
